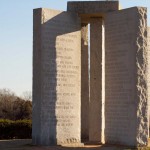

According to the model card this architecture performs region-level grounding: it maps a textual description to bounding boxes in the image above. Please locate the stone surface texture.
[135,8,148,146]
[89,18,103,142]
[32,8,81,146]
[67,1,119,16]
[81,23,89,140]
[105,7,148,146]
[147,27,150,136]
[67,1,119,24]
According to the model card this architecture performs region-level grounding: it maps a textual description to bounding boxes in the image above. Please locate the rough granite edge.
[136,7,148,146]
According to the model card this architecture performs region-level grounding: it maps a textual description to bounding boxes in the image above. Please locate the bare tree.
[21,91,32,101]
[0,88,17,119]
[0,88,15,97]
[0,88,32,120]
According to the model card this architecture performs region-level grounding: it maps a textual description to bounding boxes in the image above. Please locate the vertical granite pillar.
[81,23,89,140]
[89,18,103,142]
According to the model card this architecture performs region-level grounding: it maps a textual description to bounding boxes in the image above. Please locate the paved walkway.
[0,139,148,150]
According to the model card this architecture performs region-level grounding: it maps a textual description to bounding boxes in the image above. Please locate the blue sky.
[0,0,150,96]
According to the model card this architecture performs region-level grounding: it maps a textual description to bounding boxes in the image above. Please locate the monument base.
[147,138,150,147]
[61,143,84,147]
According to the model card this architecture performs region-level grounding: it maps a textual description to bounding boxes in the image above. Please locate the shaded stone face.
[89,18,103,142]
[81,24,89,140]
[67,1,119,16]
[32,8,81,146]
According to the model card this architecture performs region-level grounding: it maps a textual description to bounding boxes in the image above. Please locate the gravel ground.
[0,139,149,150]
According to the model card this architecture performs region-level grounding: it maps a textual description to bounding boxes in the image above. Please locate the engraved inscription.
[105,8,140,144]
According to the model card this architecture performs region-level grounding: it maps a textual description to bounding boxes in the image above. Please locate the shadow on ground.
[0,139,149,150]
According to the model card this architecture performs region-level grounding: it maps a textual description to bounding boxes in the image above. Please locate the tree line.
[0,88,32,120]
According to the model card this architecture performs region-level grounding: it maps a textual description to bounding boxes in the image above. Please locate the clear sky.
[0,0,150,96]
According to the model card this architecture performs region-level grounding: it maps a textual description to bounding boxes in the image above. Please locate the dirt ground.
[0,139,149,150]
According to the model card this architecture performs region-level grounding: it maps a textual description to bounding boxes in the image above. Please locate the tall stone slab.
[105,7,148,146]
[90,18,103,142]
[81,23,89,140]
[32,8,81,146]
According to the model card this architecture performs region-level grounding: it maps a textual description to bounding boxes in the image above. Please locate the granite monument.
[33,1,149,147]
